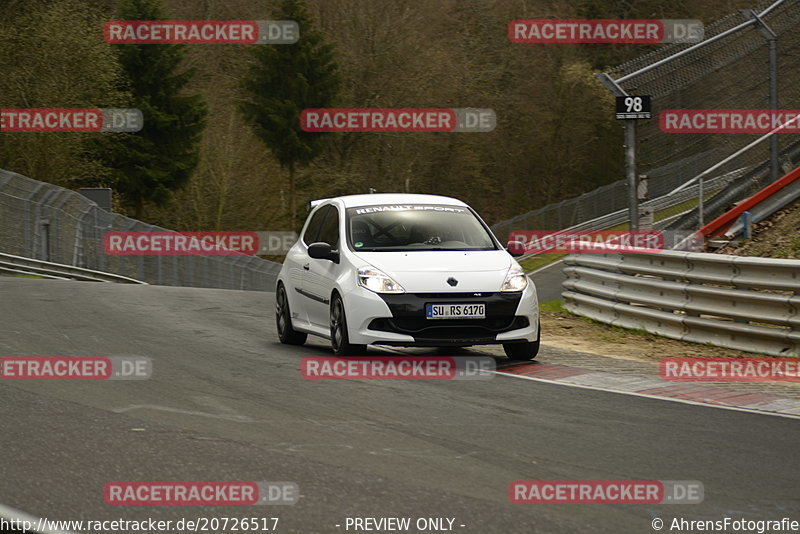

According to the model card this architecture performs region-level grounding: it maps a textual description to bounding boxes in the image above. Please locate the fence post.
[595,72,639,230]
[39,219,50,262]
[746,8,780,182]
[625,120,639,231]
[769,34,779,183]
[698,174,704,227]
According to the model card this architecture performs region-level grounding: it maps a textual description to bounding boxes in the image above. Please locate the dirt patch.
[540,311,766,363]
[716,199,800,258]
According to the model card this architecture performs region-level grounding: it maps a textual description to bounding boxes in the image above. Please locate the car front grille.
[371,291,528,344]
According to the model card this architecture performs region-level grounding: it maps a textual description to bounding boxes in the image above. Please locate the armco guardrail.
[0,252,146,283]
[696,165,800,241]
[562,251,800,357]
[0,169,281,291]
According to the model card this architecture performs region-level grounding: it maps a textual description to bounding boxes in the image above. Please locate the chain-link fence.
[490,155,738,240]
[0,168,281,291]
[492,1,800,241]
[605,0,800,228]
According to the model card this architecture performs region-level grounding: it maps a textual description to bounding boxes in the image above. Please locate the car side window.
[316,206,340,248]
[302,207,328,246]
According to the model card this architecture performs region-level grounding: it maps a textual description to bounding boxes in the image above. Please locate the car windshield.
[346,204,497,252]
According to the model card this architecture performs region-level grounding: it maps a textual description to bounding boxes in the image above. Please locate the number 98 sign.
[616,95,651,120]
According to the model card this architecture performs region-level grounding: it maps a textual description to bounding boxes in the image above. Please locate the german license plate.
[425,303,485,320]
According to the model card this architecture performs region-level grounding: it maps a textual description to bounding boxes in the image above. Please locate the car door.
[288,206,328,327]
[302,204,342,328]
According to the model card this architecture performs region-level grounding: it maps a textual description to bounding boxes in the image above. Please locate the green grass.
[653,194,714,222]
[519,254,565,272]
[12,273,44,279]
[538,299,566,313]
[588,192,717,229]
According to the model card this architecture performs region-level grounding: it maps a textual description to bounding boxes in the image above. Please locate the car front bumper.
[345,285,539,347]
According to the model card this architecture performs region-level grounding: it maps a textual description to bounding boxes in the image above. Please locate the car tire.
[276,283,307,346]
[330,294,367,356]
[503,321,540,361]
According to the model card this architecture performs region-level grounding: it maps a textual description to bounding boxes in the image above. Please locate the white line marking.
[527,258,565,276]
[0,503,78,534]
[375,345,800,419]
[111,404,254,422]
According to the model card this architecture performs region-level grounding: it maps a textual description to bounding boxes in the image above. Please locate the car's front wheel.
[330,294,366,356]
[503,321,540,361]
[276,283,307,345]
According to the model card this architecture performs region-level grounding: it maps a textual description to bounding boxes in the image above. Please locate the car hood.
[351,250,514,293]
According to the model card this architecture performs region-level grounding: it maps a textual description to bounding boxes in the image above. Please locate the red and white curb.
[496,362,800,419]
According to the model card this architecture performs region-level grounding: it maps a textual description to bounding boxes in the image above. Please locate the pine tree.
[239,0,340,229]
[98,0,207,219]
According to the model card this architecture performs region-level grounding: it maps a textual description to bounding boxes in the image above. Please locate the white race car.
[275,193,540,359]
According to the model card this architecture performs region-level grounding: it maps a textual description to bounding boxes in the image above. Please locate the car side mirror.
[308,242,340,263]
[507,240,526,257]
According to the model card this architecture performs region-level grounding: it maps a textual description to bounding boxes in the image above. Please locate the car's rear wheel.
[276,283,307,345]
[330,294,366,356]
[503,321,540,360]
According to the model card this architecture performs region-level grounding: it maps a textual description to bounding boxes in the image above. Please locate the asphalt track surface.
[527,259,566,303]
[0,279,798,533]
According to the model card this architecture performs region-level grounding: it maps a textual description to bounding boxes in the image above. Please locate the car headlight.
[357,266,405,294]
[500,264,528,292]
